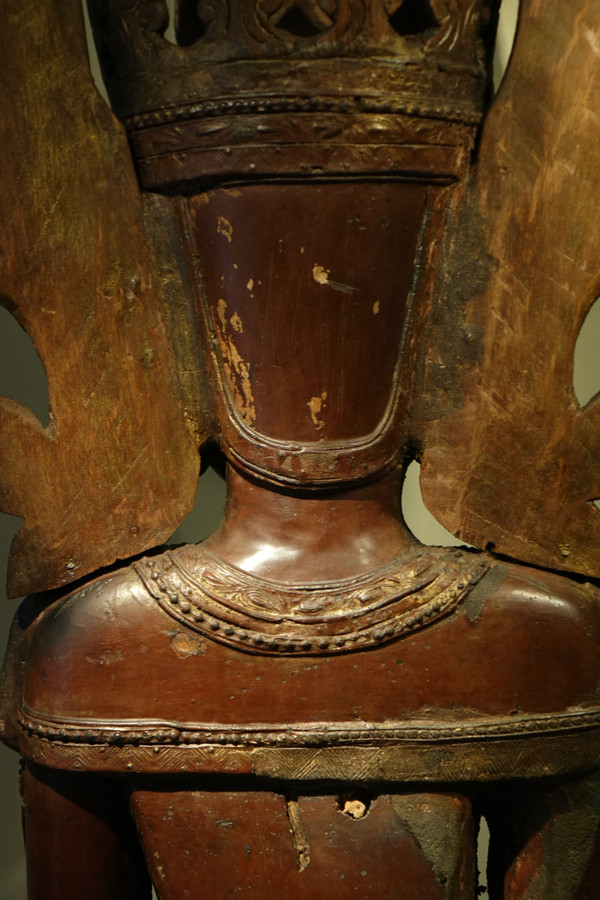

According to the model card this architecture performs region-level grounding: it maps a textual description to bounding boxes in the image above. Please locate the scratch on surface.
[328,280,358,295]
[307,392,327,430]
[27,180,68,256]
[217,215,233,243]
[312,263,358,295]
[286,798,311,871]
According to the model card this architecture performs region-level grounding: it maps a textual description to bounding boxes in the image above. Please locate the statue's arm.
[22,763,151,900]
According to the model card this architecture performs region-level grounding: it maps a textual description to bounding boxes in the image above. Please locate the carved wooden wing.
[0,0,210,597]
[420,0,600,577]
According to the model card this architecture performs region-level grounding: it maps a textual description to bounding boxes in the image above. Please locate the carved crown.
[88,0,498,189]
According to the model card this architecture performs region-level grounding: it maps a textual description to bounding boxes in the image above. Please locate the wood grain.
[0,0,208,596]
[420,0,600,576]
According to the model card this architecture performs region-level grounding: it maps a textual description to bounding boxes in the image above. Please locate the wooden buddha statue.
[2,1,600,897]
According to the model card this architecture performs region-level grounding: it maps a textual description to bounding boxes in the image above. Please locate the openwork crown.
[88,0,498,189]
[90,1,497,117]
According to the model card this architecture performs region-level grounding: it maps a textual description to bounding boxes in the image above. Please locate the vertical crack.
[286,797,311,871]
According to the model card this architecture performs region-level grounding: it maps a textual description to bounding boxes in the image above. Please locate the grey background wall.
[2,2,599,897]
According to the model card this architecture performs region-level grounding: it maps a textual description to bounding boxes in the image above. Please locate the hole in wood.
[82,0,110,106]
[174,0,207,46]
[388,0,439,37]
[162,0,177,44]
[337,791,371,819]
[574,295,600,407]
[493,0,519,93]
[0,305,50,427]
[271,0,337,38]
[278,6,324,37]
[401,460,464,547]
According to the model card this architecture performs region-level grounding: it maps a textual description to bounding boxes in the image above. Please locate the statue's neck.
[203,465,416,584]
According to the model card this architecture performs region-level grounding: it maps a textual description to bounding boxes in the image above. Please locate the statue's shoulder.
[15,555,163,673]
[4,545,600,781]
[0,554,158,750]
[5,550,196,743]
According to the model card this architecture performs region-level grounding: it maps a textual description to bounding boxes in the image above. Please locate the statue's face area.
[186,180,424,444]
